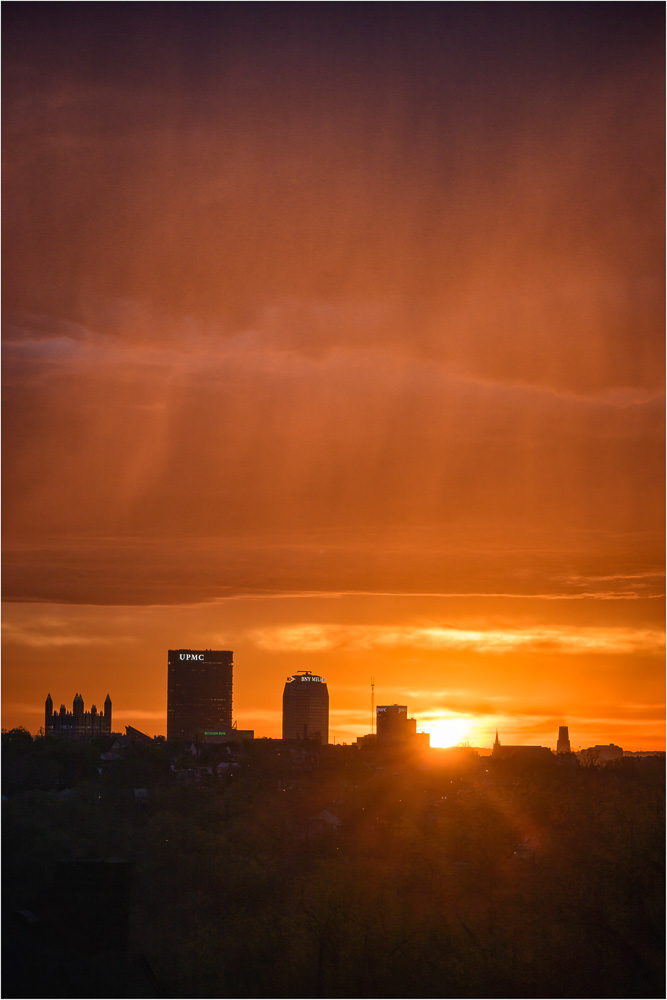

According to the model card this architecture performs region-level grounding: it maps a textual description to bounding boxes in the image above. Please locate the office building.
[282,671,329,744]
[45,693,112,738]
[376,704,430,748]
[167,649,233,742]
[376,704,415,741]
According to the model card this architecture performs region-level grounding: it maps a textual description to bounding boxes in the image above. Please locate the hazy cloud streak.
[251,623,665,657]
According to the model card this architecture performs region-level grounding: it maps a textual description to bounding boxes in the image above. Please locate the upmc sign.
[169,649,233,662]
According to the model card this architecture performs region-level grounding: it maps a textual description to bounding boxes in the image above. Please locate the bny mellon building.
[282,670,329,744]
[167,649,233,742]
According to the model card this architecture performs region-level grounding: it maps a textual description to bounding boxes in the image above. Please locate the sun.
[423,716,471,748]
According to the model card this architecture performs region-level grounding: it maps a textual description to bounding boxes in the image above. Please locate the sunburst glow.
[422,716,471,749]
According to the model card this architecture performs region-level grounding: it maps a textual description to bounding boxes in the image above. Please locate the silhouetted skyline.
[35,663,652,759]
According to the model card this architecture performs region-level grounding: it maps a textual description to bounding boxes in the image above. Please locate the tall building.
[376,704,414,742]
[45,693,112,738]
[557,725,571,754]
[282,671,329,744]
[167,649,233,742]
[376,704,430,748]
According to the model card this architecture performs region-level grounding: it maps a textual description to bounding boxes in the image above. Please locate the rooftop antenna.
[370,677,375,735]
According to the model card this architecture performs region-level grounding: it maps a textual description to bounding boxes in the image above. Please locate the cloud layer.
[252,622,665,657]
[2,6,663,746]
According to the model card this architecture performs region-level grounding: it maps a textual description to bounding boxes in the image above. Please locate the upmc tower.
[282,671,329,744]
[167,649,233,742]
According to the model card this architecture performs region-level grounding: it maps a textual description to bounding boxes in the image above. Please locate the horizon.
[21,653,666,752]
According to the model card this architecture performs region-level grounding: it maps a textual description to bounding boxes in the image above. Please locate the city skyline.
[24,662,662,754]
[3,6,664,751]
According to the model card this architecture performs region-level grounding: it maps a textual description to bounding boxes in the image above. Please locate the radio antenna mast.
[370,677,375,735]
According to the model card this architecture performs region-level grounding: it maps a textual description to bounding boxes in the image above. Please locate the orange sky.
[2,6,664,749]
